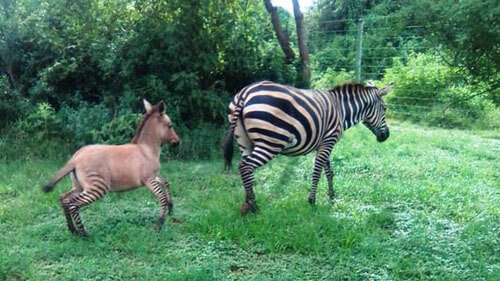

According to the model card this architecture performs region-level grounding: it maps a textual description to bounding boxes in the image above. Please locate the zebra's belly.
[281,135,318,156]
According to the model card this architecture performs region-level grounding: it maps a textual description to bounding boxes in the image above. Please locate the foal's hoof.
[308,196,316,205]
[153,224,163,232]
[154,218,165,232]
[240,201,258,215]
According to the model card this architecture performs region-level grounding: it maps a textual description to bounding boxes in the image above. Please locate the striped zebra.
[224,81,393,214]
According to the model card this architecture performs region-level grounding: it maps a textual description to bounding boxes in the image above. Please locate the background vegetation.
[1,0,499,160]
[1,1,499,280]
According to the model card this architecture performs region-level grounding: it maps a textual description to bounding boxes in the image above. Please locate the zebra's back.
[233,81,340,156]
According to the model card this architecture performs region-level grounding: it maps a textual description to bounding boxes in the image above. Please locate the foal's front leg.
[145,176,172,231]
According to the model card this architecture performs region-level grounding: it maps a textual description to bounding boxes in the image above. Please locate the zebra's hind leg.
[238,146,278,215]
[308,142,335,205]
[145,176,172,231]
[324,159,335,201]
[67,190,107,237]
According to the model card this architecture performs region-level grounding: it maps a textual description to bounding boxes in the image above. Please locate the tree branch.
[263,0,295,63]
[292,0,310,87]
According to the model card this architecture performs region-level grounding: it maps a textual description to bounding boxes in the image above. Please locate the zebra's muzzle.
[376,128,389,142]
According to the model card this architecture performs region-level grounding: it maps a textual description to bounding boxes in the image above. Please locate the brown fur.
[43,100,180,237]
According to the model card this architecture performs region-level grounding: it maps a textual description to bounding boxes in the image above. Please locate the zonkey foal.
[42,100,180,237]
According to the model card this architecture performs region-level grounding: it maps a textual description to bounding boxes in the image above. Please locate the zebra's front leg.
[238,146,277,215]
[324,159,335,201]
[308,144,334,205]
[145,176,171,231]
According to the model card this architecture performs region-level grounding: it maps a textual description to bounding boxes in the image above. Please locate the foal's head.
[362,82,394,143]
[137,99,180,147]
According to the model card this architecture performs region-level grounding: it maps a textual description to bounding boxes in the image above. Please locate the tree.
[292,0,310,87]
[263,0,310,87]
[263,0,295,63]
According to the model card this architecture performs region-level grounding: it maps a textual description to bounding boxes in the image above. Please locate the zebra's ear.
[379,82,394,96]
[143,99,153,114]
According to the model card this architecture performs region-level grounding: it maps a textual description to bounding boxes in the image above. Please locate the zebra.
[224,81,393,214]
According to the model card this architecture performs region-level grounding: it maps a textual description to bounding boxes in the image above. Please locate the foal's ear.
[379,82,394,96]
[143,99,153,113]
[158,100,166,113]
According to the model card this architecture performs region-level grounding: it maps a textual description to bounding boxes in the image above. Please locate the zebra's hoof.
[308,197,316,205]
[78,231,89,238]
[328,192,335,202]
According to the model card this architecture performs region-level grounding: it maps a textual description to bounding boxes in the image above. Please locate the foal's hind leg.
[59,173,84,234]
[60,189,78,234]
[67,189,108,237]
[145,176,172,231]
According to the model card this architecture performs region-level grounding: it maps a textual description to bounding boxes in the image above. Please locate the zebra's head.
[362,82,394,142]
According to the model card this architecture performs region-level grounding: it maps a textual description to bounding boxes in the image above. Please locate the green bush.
[164,124,227,160]
[91,111,141,145]
[382,53,500,129]
[0,77,30,128]
[11,103,62,141]
[312,68,355,89]
[58,102,112,148]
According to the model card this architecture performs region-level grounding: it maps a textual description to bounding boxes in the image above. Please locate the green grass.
[1,122,499,280]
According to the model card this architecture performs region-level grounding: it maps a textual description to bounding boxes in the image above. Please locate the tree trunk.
[263,0,295,63]
[292,0,310,87]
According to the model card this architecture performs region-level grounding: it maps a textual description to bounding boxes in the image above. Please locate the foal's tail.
[42,161,75,192]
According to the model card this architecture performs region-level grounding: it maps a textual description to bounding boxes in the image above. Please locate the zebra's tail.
[42,162,75,192]
[223,129,234,172]
[224,94,246,172]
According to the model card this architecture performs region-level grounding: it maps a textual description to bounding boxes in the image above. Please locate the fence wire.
[305,13,490,125]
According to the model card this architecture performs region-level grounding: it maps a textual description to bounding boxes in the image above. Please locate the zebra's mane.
[330,82,377,92]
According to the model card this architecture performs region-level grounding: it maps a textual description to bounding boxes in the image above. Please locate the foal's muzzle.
[170,140,180,147]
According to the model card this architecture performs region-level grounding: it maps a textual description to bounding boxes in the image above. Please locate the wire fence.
[305,14,480,121]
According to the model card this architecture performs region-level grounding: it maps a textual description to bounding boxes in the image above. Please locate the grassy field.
[0,122,499,280]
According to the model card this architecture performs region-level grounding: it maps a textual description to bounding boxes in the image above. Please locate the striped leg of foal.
[308,142,335,205]
[324,159,335,200]
[68,190,107,237]
[60,190,79,234]
[238,145,278,214]
[146,177,170,230]
[155,176,173,215]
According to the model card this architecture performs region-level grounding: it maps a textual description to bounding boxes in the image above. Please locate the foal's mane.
[131,112,153,144]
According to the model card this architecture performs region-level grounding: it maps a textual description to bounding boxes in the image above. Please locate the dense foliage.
[307,0,500,129]
[0,0,294,127]
[0,0,499,160]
